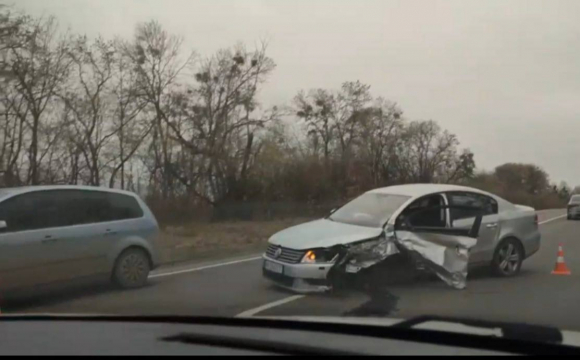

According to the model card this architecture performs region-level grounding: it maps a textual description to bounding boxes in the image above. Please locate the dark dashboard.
[0,316,577,355]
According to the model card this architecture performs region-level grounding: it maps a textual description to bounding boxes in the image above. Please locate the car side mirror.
[0,220,7,230]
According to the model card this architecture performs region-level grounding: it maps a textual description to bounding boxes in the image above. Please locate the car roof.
[0,185,138,200]
[367,183,494,198]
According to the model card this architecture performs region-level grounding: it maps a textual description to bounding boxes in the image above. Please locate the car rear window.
[59,190,144,225]
[0,190,146,232]
[107,193,144,220]
[447,192,499,220]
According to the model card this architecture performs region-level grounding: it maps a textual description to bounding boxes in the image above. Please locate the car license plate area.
[264,260,284,274]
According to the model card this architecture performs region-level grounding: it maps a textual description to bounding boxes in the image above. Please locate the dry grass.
[157,218,312,264]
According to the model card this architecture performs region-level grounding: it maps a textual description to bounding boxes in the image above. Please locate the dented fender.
[336,208,482,290]
[337,234,400,274]
[394,230,477,289]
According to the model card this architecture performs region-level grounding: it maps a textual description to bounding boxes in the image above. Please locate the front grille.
[265,244,305,264]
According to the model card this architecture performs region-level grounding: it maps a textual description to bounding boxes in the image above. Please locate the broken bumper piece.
[342,231,477,290]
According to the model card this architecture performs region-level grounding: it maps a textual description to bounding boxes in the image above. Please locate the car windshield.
[4,0,580,352]
[329,193,410,228]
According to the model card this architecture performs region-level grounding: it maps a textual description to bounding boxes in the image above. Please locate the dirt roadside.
[157,218,312,265]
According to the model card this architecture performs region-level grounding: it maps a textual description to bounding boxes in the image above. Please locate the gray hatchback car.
[0,186,160,293]
[567,195,580,220]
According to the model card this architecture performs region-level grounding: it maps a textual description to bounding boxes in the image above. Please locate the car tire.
[491,238,524,277]
[113,248,151,289]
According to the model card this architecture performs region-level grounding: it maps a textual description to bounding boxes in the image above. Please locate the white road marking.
[236,295,306,318]
[149,256,262,279]
[538,214,567,225]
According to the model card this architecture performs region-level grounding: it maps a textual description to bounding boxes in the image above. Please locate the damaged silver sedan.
[262,184,541,292]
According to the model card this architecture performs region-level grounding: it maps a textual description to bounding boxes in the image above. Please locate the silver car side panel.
[0,187,160,291]
[496,208,539,259]
[395,230,477,289]
[106,223,160,271]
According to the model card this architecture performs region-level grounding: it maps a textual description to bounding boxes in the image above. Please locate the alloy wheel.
[497,243,520,275]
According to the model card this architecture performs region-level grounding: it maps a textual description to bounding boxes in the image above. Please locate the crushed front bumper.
[262,255,333,293]
[263,226,478,293]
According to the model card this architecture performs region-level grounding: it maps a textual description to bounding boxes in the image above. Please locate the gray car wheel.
[113,248,151,289]
[492,239,523,277]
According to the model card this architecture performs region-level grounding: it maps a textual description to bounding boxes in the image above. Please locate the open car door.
[395,205,483,289]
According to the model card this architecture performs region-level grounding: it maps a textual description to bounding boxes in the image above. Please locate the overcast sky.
[14,0,580,186]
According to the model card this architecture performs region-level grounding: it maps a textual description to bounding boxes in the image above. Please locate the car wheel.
[113,248,151,289]
[492,239,524,277]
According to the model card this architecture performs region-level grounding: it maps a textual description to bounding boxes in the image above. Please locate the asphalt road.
[6,209,580,331]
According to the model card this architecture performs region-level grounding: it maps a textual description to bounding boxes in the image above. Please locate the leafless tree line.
[0,8,476,208]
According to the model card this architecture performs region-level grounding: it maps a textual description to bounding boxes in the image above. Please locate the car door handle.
[486,223,498,229]
[104,229,118,236]
[41,235,59,244]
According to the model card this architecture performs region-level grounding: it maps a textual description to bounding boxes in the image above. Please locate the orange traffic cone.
[552,244,572,275]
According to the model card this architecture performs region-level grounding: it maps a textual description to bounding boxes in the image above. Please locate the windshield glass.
[4,0,580,351]
[329,193,410,228]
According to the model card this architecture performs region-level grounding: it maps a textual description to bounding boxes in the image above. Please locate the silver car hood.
[268,219,383,250]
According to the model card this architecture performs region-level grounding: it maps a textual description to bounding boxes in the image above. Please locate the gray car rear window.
[59,190,144,225]
[0,190,144,232]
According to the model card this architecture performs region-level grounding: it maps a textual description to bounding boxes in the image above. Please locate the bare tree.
[294,81,372,163]
[393,120,462,183]
[61,36,116,186]
[443,149,475,183]
[108,40,150,189]
[121,20,195,198]
[2,15,71,184]
[164,43,277,203]
[334,81,372,161]
[495,163,550,195]
[358,98,404,186]
[0,87,27,185]
[294,89,335,161]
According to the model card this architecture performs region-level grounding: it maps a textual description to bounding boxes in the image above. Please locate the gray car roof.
[0,185,139,200]
[367,183,497,198]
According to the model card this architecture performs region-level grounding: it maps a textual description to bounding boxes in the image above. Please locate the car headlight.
[301,248,340,264]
